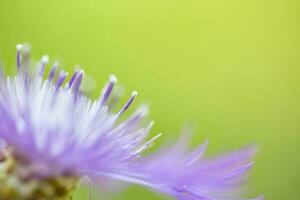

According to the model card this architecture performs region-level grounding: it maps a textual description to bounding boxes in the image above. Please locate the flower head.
[0,45,262,200]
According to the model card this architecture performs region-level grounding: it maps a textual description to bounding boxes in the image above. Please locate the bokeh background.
[0,0,299,199]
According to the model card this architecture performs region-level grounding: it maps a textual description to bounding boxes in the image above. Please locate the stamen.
[48,62,58,82]
[56,71,68,89]
[72,70,84,94]
[19,44,31,76]
[107,86,124,110]
[68,70,79,88]
[121,127,159,162]
[116,91,138,117]
[122,110,151,132]
[145,121,154,133]
[16,44,23,71]
[134,133,162,155]
[39,55,49,77]
[100,75,117,105]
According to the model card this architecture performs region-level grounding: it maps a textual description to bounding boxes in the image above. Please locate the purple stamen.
[72,70,84,94]
[117,91,138,117]
[39,55,49,77]
[56,71,68,89]
[100,75,117,105]
[68,70,79,88]
[48,62,58,82]
[16,44,23,71]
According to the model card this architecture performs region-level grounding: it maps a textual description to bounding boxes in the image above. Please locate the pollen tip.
[109,74,117,83]
[16,44,23,50]
[146,121,155,131]
[150,133,162,143]
[52,62,59,69]
[132,91,138,97]
[41,55,49,63]
[78,70,85,76]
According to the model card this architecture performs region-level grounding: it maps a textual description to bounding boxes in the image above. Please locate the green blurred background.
[0,0,299,199]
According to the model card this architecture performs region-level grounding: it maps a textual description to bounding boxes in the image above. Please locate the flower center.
[0,148,77,200]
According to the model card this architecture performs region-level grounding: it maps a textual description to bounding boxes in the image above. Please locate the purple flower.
[0,44,262,200]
